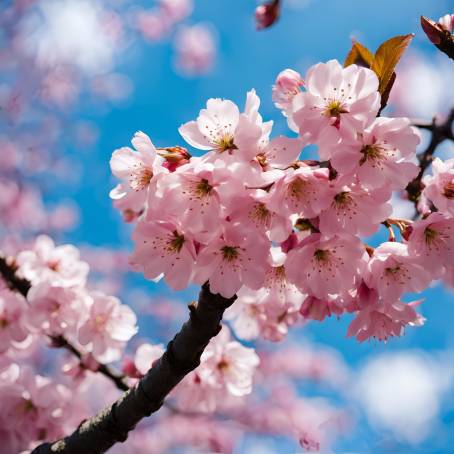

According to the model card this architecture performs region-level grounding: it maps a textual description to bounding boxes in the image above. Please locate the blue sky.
[52,0,454,452]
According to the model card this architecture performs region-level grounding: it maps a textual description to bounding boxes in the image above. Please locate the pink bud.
[158,146,191,172]
[275,68,304,91]
[255,1,280,30]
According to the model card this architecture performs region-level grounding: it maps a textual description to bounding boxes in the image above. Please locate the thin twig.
[406,107,454,208]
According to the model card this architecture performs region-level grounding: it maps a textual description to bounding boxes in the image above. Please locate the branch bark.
[31,283,235,453]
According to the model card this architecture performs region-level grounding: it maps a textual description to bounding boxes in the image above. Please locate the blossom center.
[251,203,271,224]
[169,231,185,253]
[129,166,153,191]
[333,191,351,206]
[217,359,230,371]
[360,144,384,165]
[424,227,438,245]
[0,318,9,329]
[195,179,213,196]
[314,249,330,263]
[214,134,237,153]
[221,246,239,262]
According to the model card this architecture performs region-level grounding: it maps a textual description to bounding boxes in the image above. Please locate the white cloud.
[354,351,454,444]
[21,0,120,75]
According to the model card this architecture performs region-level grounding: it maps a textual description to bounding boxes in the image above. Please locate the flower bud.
[158,146,191,172]
[275,68,304,92]
[255,0,280,30]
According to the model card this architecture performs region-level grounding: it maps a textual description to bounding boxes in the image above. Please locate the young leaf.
[372,34,414,94]
[344,41,374,68]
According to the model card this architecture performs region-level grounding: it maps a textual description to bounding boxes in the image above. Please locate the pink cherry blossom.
[161,0,193,22]
[148,158,228,242]
[291,60,380,140]
[110,131,166,211]
[16,235,89,287]
[320,117,420,190]
[178,95,262,162]
[286,233,366,298]
[348,296,423,342]
[0,365,78,452]
[273,68,304,113]
[422,157,454,216]
[199,326,259,397]
[227,190,293,242]
[406,212,454,275]
[78,292,137,363]
[299,294,344,321]
[439,14,454,33]
[174,24,216,76]
[265,166,334,218]
[225,249,304,341]
[130,219,196,291]
[318,182,392,236]
[0,288,29,353]
[365,242,432,301]
[26,282,87,337]
[192,223,269,298]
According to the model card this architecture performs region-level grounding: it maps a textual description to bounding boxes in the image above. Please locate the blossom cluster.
[111,59,454,343]
[1,235,137,363]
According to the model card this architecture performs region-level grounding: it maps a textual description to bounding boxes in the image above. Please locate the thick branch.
[0,256,129,392]
[32,283,235,453]
[406,108,454,206]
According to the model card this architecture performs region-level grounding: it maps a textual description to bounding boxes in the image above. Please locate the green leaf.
[371,34,414,95]
[344,41,374,68]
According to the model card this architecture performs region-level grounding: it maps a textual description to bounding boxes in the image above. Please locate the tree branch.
[406,107,454,207]
[0,255,130,392]
[32,283,236,454]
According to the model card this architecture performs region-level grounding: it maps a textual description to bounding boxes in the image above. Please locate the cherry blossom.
[26,282,86,337]
[130,219,196,291]
[319,117,420,190]
[290,60,380,140]
[199,326,259,396]
[110,131,166,212]
[192,223,269,298]
[348,297,423,342]
[174,24,216,75]
[16,235,89,287]
[265,166,333,218]
[406,212,454,275]
[78,292,137,363]
[365,242,432,301]
[318,182,392,236]
[286,233,366,298]
[178,95,262,161]
[272,68,304,113]
[0,289,29,353]
[422,157,454,216]
[225,249,304,341]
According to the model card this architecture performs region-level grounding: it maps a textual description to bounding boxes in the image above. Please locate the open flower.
[291,59,380,140]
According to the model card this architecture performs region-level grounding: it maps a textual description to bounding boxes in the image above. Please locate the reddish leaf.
[344,41,374,68]
[371,34,414,95]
